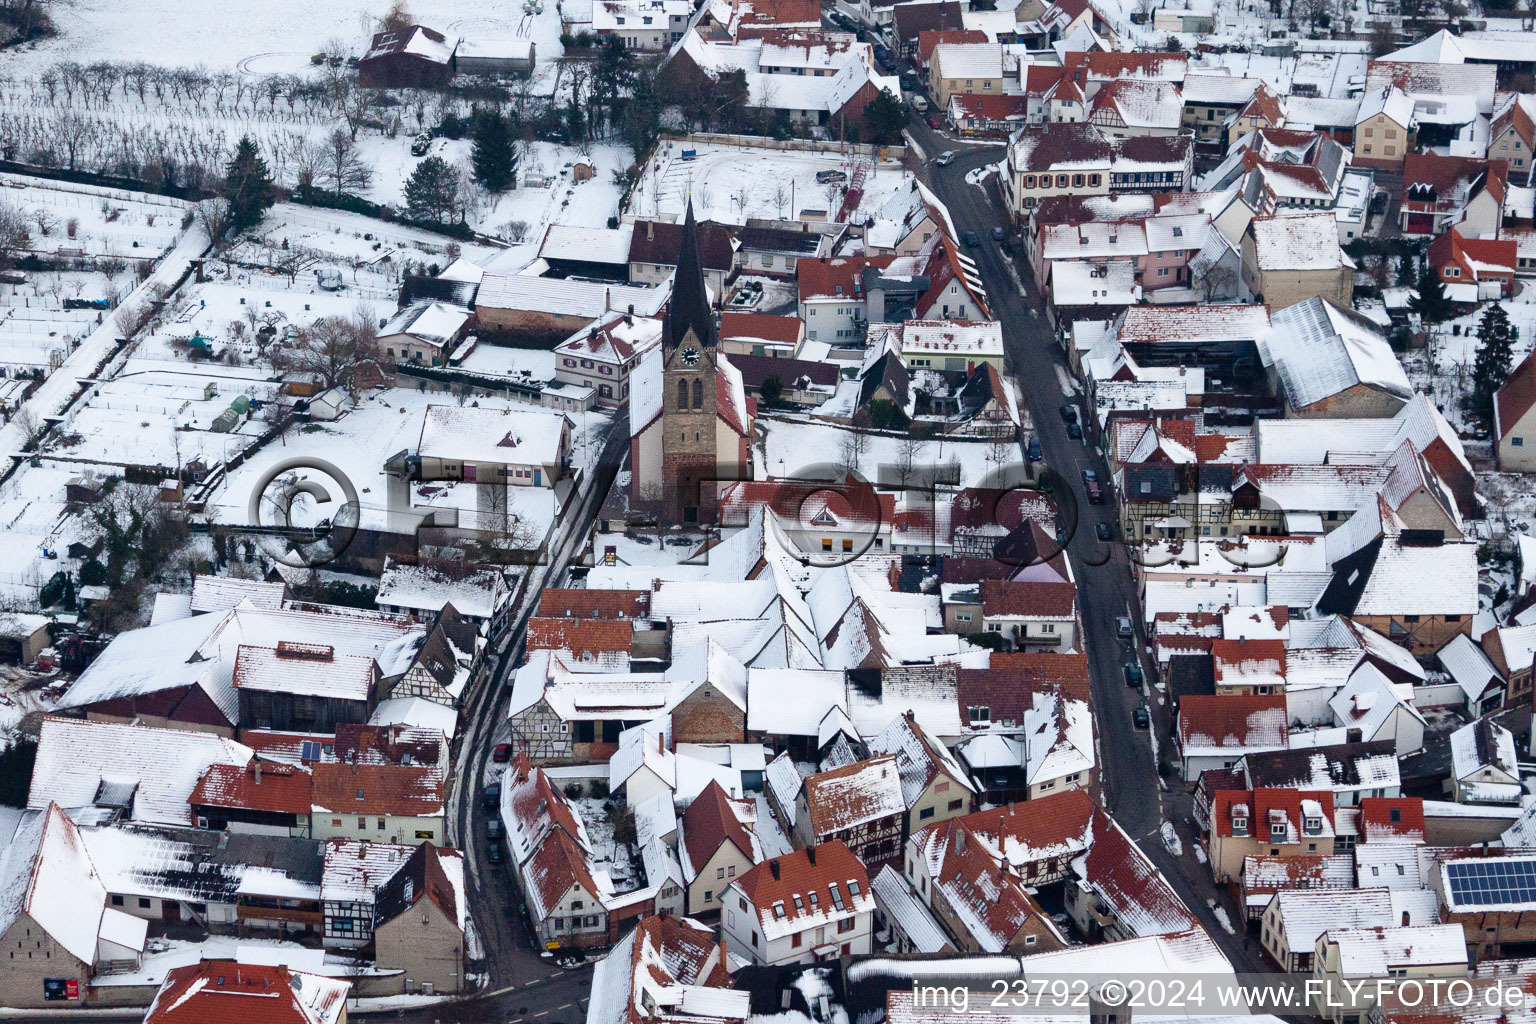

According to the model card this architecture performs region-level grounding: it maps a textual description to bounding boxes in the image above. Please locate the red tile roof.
[190,761,313,815]
[681,779,757,874]
[968,652,1092,702]
[918,28,987,63]
[1177,694,1289,751]
[979,579,1077,619]
[1211,788,1335,839]
[146,961,347,1024]
[538,589,651,620]
[803,755,905,835]
[796,256,892,300]
[310,762,444,817]
[949,93,1030,122]
[718,478,894,531]
[1210,638,1287,687]
[524,825,604,918]
[731,840,871,931]
[719,311,804,347]
[526,618,634,658]
[1358,797,1425,844]
[1496,349,1536,440]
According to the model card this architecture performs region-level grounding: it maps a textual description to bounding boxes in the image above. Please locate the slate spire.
[666,200,715,351]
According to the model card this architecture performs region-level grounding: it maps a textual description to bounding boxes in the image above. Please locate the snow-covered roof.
[1437,633,1502,704]
[320,838,415,904]
[1450,718,1518,784]
[1273,887,1392,952]
[932,41,1004,79]
[0,803,106,965]
[379,301,471,346]
[870,864,953,953]
[417,403,567,468]
[189,575,287,614]
[1266,297,1412,413]
[477,273,669,320]
[233,644,376,701]
[539,224,636,267]
[29,717,254,828]
[1322,924,1468,973]
[1249,212,1349,272]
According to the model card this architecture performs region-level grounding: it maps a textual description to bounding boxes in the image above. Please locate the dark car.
[992,226,1006,241]
[483,781,501,812]
[1124,663,1144,688]
[1085,481,1104,504]
[1133,706,1150,729]
[1095,521,1112,541]
[1059,403,1077,423]
[963,230,980,246]
[492,743,512,763]
[1081,468,1097,485]
[486,842,504,865]
[1067,421,1083,439]
[1026,437,1042,462]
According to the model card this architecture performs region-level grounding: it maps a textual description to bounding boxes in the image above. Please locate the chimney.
[647,221,654,241]
[954,827,967,853]
[1346,727,1363,743]
[770,860,781,880]
[254,761,263,785]
[807,845,816,866]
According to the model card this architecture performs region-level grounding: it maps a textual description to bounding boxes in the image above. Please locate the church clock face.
[680,346,700,367]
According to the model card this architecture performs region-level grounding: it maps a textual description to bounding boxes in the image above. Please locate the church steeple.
[665,200,715,352]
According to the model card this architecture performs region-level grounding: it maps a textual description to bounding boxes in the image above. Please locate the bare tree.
[271,311,384,392]
[772,181,790,220]
[894,433,922,488]
[194,197,233,244]
[0,198,30,269]
[839,429,871,476]
[10,407,43,448]
[321,128,373,197]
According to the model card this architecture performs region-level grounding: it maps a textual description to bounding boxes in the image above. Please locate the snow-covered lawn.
[633,140,915,228]
[572,796,642,893]
[1,175,188,260]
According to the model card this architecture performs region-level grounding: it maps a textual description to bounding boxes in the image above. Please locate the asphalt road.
[909,121,1267,973]
[417,412,630,1021]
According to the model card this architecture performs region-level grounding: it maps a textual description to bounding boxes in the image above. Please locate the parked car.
[1133,706,1150,729]
[1116,615,1134,639]
[486,842,504,865]
[992,226,1006,241]
[492,743,512,763]
[911,95,929,113]
[483,781,501,812]
[1067,421,1083,439]
[935,150,956,166]
[487,817,504,841]
[1124,663,1144,688]
[1085,481,1104,504]
[1081,468,1097,485]
[1059,403,1077,423]
[926,113,944,129]
[815,169,848,184]
[963,230,980,246]
[1026,437,1042,462]
[1095,522,1112,541]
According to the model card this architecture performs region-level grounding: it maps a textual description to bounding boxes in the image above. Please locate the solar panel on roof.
[1445,859,1536,907]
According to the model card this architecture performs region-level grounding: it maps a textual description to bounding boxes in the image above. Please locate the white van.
[911,95,929,113]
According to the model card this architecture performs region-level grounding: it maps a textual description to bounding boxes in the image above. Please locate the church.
[629,202,754,525]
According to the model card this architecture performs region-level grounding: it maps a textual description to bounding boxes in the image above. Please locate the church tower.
[659,201,721,525]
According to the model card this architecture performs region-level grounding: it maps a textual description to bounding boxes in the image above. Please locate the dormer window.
[1231,815,1248,837]
[1270,822,1286,843]
[773,901,786,918]
[1303,816,1322,836]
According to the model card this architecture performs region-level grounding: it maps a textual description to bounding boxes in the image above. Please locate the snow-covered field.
[634,140,916,227]
[3,0,564,77]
